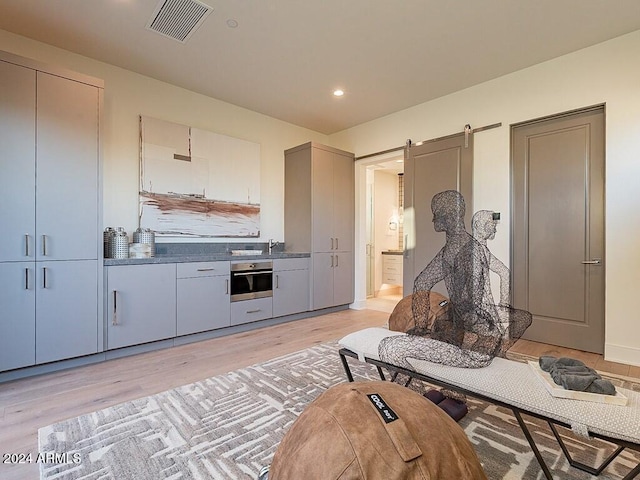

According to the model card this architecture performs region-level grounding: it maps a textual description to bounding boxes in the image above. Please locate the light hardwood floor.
[1,308,638,480]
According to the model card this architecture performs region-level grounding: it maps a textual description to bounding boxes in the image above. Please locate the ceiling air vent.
[146,0,213,43]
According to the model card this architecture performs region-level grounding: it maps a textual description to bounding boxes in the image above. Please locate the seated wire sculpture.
[379,190,532,369]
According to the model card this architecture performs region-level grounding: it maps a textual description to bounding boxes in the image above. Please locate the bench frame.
[339,347,640,480]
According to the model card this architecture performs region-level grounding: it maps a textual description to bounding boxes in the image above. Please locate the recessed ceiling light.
[333,89,344,97]
[226,18,238,28]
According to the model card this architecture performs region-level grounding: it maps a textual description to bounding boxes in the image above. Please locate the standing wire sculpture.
[379,190,532,369]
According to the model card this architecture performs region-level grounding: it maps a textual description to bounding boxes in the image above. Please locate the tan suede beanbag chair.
[269,381,487,479]
[388,291,450,333]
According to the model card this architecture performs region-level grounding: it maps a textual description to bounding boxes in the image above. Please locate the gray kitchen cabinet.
[106,264,177,350]
[312,251,353,310]
[0,263,36,371]
[311,146,354,254]
[230,297,273,326]
[35,260,98,364]
[332,251,354,307]
[284,142,355,310]
[0,59,35,263]
[0,51,103,372]
[177,261,230,335]
[273,258,309,317]
[35,72,100,261]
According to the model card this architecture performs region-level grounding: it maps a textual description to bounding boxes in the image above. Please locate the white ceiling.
[1,1,639,134]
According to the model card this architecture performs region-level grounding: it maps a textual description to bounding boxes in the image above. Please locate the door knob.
[581,259,601,265]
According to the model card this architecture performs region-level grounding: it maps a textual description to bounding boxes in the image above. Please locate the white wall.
[330,30,640,365]
[0,29,328,243]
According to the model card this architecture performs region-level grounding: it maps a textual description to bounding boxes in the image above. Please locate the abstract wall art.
[139,116,261,237]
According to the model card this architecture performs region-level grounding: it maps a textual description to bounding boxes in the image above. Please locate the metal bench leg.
[512,409,553,480]
[339,352,354,382]
[548,421,626,476]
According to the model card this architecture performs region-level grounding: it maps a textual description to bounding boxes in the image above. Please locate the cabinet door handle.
[275,274,279,289]
[330,254,334,267]
[41,235,48,256]
[25,268,30,290]
[25,234,30,257]
[42,267,48,288]
[335,237,339,250]
[335,254,339,267]
[112,290,118,325]
[247,309,262,314]
[197,268,215,272]
[331,237,334,250]
[225,279,229,295]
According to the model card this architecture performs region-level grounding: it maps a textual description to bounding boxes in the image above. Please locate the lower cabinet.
[382,253,403,285]
[0,262,36,371]
[273,258,309,317]
[1,260,99,370]
[106,263,176,350]
[231,297,273,326]
[177,261,230,336]
[102,257,311,352]
[36,260,99,364]
[312,251,353,309]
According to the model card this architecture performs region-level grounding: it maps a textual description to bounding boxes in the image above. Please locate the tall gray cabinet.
[0,51,103,371]
[284,142,354,310]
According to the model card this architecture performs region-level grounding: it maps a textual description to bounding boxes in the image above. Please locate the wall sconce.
[388,208,400,232]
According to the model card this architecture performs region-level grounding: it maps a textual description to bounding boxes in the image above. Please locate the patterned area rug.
[39,342,640,479]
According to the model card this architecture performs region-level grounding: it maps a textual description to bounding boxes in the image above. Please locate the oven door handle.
[232,271,273,276]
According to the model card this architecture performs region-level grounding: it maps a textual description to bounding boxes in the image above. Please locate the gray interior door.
[403,133,473,297]
[511,106,605,353]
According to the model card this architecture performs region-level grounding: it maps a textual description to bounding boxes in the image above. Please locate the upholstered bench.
[338,327,640,480]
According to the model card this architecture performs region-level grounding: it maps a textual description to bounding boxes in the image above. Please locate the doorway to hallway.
[358,153,404,311]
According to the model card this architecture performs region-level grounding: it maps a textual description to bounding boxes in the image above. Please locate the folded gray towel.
[539,355,587,372]
[539,355,557,371]
[560,374,617,395]
[554,357,587,368]
[550,367,598,385]
[549,365,597,384]
[538,355,617,395]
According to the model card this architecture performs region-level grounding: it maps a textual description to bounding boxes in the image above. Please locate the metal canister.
[111,228,129,259]
[103,227,115,258]
[133,227,155,257]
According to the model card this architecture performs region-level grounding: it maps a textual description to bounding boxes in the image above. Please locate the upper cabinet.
[284,142,355,309]
[0,60,36,263]
[36,72,100,261]
[285,142,355,254]
[310,146,354,253]
[0,54,102,262]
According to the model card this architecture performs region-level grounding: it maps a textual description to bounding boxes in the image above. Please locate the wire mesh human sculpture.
[379,190,532,369]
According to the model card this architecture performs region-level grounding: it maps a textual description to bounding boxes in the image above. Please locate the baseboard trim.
[604,343,640,367]
[350,299,368,310]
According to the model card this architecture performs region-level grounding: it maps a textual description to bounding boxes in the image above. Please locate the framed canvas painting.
[139,116,261,237]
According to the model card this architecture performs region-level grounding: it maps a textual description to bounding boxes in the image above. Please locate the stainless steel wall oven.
[230,261,273,302]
